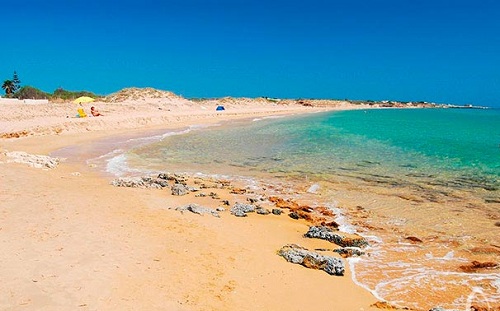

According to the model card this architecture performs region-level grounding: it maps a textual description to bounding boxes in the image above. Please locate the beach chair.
[77,108,87,118]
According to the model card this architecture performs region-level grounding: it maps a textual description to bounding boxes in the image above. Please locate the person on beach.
[90,106,103,117]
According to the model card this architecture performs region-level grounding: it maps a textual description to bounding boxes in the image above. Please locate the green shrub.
[13,86,50,100]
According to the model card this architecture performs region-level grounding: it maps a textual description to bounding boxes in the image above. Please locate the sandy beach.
[0,89,385,311]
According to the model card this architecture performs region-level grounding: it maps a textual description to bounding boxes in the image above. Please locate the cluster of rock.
[111,176,168,189]
[111,172,372,279]
[228,201,283,217]
[278,244,345,276]
[4,151,59,169]
[111,173,202,194]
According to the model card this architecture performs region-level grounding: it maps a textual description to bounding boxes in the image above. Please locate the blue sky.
[2,0,499,106]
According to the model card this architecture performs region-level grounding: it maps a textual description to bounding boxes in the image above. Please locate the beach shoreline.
[0,94,385,310]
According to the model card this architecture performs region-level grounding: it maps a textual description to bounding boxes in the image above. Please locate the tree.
[12,71,21,92]
[2,80,15,96]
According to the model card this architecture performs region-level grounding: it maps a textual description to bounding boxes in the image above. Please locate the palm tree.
[2,80,15,96]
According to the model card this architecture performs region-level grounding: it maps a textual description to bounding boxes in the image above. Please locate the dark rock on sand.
[247,197,259,203]
[209,192,220,199]
[171,183,189,196]
[278,244,345,276]
[221,200,230,206]
[272,208,283,215]
[289,212,299,220]
[304,226,369,248]
[256,207,270,215]
[230,203,255,217]
[176,204,220,218]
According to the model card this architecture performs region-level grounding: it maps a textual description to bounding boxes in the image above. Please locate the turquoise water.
[127,108,499,196]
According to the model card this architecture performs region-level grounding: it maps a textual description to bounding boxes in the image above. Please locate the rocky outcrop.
[5,151,59,169]
[278,244,345,276]
[230,203,255,217]
[171,183,189,195]
[304,226,369,248]
[175,203,220,218]
[111,177,167,189]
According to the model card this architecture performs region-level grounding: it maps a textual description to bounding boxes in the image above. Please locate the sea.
[76,107,500,310]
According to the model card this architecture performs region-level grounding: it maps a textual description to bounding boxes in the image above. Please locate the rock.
[154,179,169,187]
[176,204,220,218]
[111,177,162,189]
[316,206,336,217]
[158,173,187,184]
[221,200,230,206]
[157,173,169,180]
[232,210,247,217]
[209,192,220,199]
[320,220,340,229]
[468,246,500,255]
[6,151,60,169]
[195,193,206,197]
[269,196,299,209]
[295,210,314,221]
[459,260,499,272]
[406,236,423,243]
[230,203,255,217]
[230,188,247,194]
[215,207,226,212]
[256,207,270,215]
[278,244,344,276]
[289,212,299,220]
[186,186,200,192]
[304,226,369,248]
[333,247,365,258]
[171,183,189,196]
[370,301,404,309]
[272,208,282,215]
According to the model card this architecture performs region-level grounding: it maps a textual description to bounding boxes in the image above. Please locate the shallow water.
[91,108,499,310]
